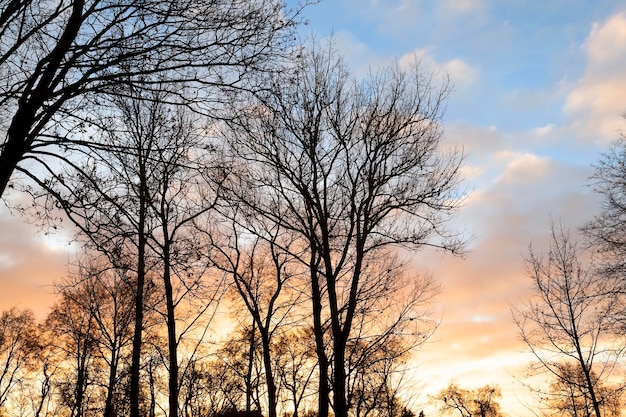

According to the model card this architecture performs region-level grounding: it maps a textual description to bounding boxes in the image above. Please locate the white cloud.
[399,48,479,89]
[329,34,480,91]
[440,0,484,16]
[495,151,552,185]
[331,31,393,76]
[531,124,555,138]
[564,12,626,141]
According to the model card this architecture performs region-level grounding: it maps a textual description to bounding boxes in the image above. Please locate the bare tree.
[545,362,623,417]
[344,259,439,417]
[216,327,264,414]
[273,327,318,417]
[46,288,99,417]
[433,383,504,417]
[513,221,624,417]
[223,42,463,417]
[42,86,224,417]
[9,337,60,417]
[0,0,308,199]
[583,134,626,324]
[58,254,136,417]
[210,214,304,417]
[0,308,39,412]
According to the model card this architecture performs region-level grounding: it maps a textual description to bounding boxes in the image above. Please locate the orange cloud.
[565,12,626,141]
[0,206,70,318]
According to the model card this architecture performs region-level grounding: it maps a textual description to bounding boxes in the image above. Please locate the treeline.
[0,1,463,417]
[4,1,626,417]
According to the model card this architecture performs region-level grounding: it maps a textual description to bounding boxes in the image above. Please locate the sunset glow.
[2,1,626,416]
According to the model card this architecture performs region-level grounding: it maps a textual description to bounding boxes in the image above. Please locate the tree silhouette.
[513,221,624,417]
[223,41,462,417]
[0,308,39,412]
[0,0,306,199]
[434,383,504,417]
[546,362,623,417]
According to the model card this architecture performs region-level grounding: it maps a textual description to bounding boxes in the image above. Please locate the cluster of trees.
[0,1,465,417]
[6,1,626,417]
[509,134,626,417]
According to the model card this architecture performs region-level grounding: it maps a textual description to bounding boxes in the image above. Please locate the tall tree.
[0,0,306,198]
[513,221,624,417]
[223,42,463,417]
[45,87,221,417]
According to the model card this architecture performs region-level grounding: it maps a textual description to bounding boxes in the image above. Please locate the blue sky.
[287,0,626,414]
[294,0,623,132]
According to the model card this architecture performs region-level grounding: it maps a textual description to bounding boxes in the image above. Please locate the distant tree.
[216,327,264,414]
[0,308,39,412]
[545,362,623,417]
[211,215,304,417]
[9,333,60,417]
[345,261,439,417]
[513,221,624,417]
[273,327,318,417]
[46,288,99,417]
[223,41,463,417]
[434,383,504,417]
[57,255,136,417]
[0,0,307,199]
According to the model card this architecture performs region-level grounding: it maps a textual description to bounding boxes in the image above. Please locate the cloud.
[564,12,626,142]
[399,48,479,90]
[329,32,480,92]
[495,151,552,185]
[439,0,485,16]
[409,117,599,409]
[331,31,394,76]
[0,204,71,318]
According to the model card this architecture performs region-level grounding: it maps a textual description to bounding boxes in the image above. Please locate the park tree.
[46,286,100,417]
[216,326,265,415]
[55,254,137,417]
[545,362,623,417]
[434,383,504,417]
[583,135,626,278]
[0,0,308,199]
[273,327,318,417]
[0,307,40,412]
[210,212,305,417]
[42,87,224,417]
[514,221,624,417]
[222,42,463,417]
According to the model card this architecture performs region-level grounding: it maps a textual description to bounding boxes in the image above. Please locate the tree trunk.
[310,257,329,417]
[332,335,349,417]
[260,329,277,417]
[130,169,148,417]
[246,321,256,415]
[104,347,118,417]
[164,254,179,417]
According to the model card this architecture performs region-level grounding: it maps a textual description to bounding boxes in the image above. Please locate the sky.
[2,0,626,416]
[289,0,626,415]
